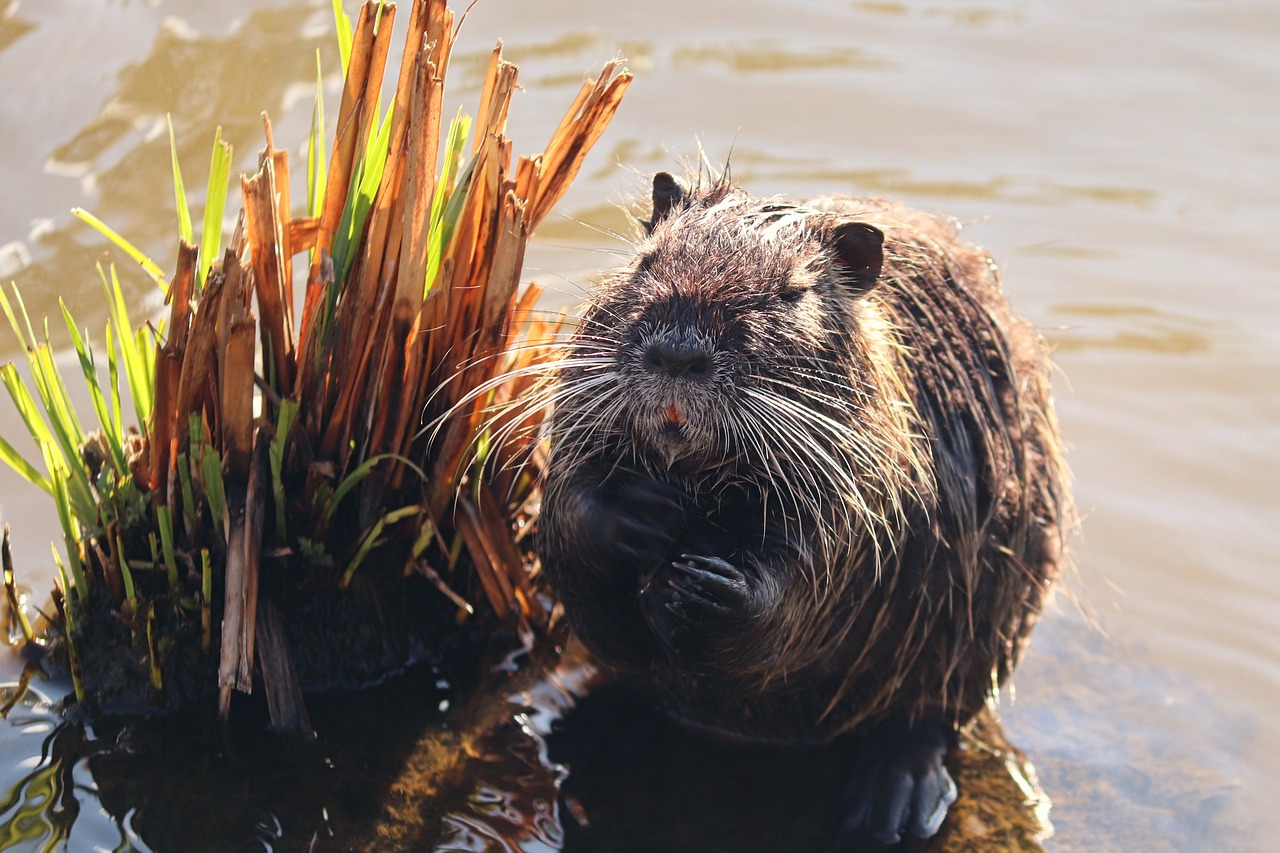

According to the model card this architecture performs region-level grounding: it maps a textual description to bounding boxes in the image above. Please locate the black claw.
[668,555,749,609]
[640,554,756,661]
[676,554,742,576]
[667,577,708,602]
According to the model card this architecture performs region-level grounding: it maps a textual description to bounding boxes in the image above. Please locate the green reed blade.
[324,454,381,525]
[0,355,92,528]
[332,100,396,288]
[47,461,85,596]
[157,506,179,592]
[341,504,421,588]
[135,323,157,407]
[39,317,86,445]
[19,340,80,472]
[40,418,97,538]
[188,415,205,458]
[99,264,152,430]
[0,283,36,351]
[322,452,413,525]
[73,209,167,290]
[115,530,136,608]
[199,128,233,293]
[0,363,55,454]
[29,342,95,520]
[168,115,194,245]
[425,112,473,297]
[308,51,327,222]
[332,0,353,76]
[28,340,82,468]
[50,545,85,702]
[0,432,49,494]
[105,324,124,444]
[178,451,196,524]
[200,548,212,652]
[60,303,126,474]
[270,398,299,543]
[202,447,226,540]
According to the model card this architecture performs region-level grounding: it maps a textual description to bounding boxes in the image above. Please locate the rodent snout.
[642,336,713,379]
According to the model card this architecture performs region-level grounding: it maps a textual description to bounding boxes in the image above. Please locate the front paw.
[603,479,686,567]
[640,555,751,658]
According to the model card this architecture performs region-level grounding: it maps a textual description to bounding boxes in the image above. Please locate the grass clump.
[0,0,630,729]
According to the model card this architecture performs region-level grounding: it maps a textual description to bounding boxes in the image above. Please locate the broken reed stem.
[296,3,378,391]
[150,242,199,501]
[242,120,296,395]
[309,2,376,276]
[173,272,225,458]
[218,299,256,479]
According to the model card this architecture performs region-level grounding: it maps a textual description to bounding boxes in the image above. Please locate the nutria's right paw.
[588,478,685,570]
[640,555,751,661]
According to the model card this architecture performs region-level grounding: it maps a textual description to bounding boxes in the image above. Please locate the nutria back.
[537,174,1073,745]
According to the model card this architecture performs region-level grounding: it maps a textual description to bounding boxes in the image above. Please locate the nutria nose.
[643,339,713,378]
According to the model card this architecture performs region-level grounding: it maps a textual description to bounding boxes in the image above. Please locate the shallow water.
[1,0,1277,850]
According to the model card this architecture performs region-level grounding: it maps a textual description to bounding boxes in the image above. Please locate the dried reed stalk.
[149,242,198,502]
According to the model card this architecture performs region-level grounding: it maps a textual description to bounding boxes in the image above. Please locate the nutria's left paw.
[640,555,751,656]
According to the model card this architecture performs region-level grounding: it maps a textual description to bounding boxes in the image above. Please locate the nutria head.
[550,173,922,549]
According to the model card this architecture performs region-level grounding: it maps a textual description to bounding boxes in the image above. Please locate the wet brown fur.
[535,175,1074,743]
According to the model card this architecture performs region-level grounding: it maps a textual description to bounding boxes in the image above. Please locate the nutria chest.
[534,172,1073,842]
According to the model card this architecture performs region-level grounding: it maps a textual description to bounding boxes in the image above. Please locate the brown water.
[1,0,1277,850]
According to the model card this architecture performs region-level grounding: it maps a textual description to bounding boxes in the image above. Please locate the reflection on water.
[0,8,35,56]
[0,642,1056,853]
[0,688,76,852]
[671,43,891,73]
[1046,304,1214,355]
[0,683,136,852]
[853,2,1022,28]
[4,3,336,343]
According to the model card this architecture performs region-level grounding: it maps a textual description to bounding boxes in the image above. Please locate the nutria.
[533,172,1073,844]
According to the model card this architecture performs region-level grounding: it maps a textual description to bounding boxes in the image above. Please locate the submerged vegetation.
[0,0,630,728]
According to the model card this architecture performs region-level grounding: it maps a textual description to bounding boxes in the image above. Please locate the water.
[1,0,1277,849]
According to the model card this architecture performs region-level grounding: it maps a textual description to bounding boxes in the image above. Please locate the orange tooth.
[666,404,685,424]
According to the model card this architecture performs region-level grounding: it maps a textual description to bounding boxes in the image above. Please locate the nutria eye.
[779,288,806,304]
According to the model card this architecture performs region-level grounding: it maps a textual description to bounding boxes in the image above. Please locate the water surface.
[1,0,1276,849]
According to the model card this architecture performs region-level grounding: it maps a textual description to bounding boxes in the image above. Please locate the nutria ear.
[644,172,689,234]
[829,221,885,290]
